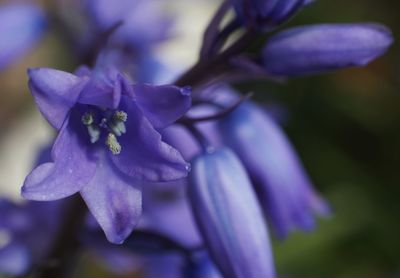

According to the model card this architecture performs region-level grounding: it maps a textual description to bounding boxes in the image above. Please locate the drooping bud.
[219,101,330,237]
[189,148,275,278]
[262,24,393,76]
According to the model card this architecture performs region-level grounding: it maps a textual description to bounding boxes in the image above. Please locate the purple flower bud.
[220,101,330,237]
[86,0,172,51]
[0,243,30,276]
[0,3,47,70]
[232,0,306,29]
[263,24,393,76]
[189,148,275,278]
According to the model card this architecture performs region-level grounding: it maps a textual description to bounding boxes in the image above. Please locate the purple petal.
[74,65,92,77]
[232,0,277,21]
[0,242,31,276]
[189,148,275,278]
[132,84,191,129]
[220,102,330,237]
[0,199,31,232]
[78,67,123,109]
[268,0,305,26]
[233,0,305,29]
[132,53,172,84]
[139,180,202,248]
[22,109,97,201]
[162,105,223,162]
[0,4,47,70]
[162,125,202,161]
[111,96,189,181]
[187,104,223,147]
[86,0,172,50]
[143,254,185,278]
[263,23,393,76]
[28,68,88,130]
[80,152,142,244]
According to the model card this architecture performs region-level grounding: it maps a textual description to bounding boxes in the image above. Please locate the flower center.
[81,109,128,155]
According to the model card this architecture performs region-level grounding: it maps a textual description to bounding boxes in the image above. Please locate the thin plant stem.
[175,29,257,88]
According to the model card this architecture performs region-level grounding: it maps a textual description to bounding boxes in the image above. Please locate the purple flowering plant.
[0,0,394,277]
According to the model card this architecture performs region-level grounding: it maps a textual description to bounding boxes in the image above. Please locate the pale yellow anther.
[105,133,121,155]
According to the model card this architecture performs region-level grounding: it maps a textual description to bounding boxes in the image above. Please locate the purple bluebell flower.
[0,198,66,276]
[189,148,275,278]
[263,24,393,76]
[0,241,29,276]
[219,98,330,237]
[0,3,46,70]
[85,0,172,52]
[232,0,307,29]
[0,145,68,276]
[0,199,31,276]
[22,65,191,243]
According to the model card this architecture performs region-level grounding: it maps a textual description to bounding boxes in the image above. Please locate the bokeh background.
[0,0,399,277]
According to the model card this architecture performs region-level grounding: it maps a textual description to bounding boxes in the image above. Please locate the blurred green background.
[1,0,400,277]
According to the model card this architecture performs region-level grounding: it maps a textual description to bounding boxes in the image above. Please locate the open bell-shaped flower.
[22,65,191,244]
